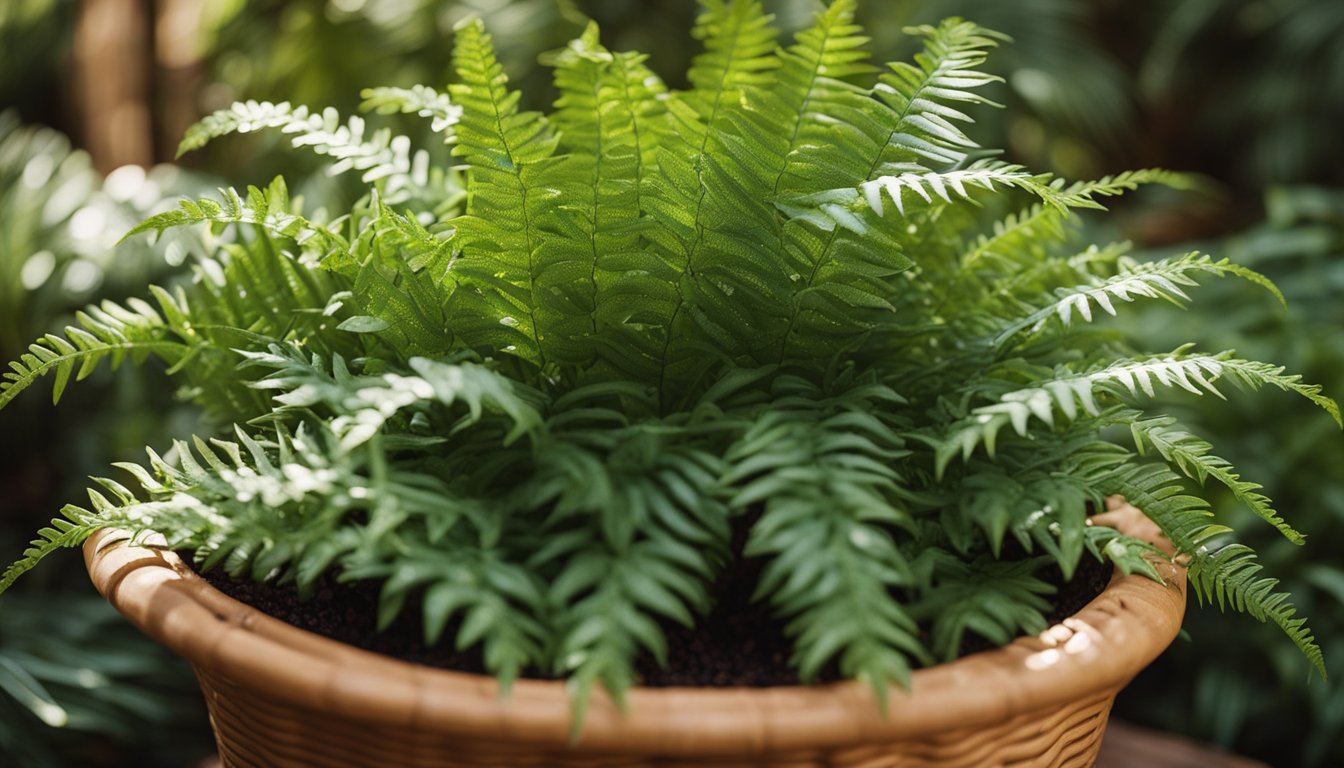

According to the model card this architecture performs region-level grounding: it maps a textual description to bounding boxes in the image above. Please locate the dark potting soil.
[192,537,1111,688]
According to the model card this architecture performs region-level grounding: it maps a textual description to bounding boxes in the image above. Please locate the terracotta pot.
[84,497,1186,768]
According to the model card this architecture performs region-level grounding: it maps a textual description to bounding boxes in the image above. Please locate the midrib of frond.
[584,73,606,339]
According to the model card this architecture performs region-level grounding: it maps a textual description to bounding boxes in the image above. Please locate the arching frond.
[179,100,426,185]
[993,252,1283,346]
[1,297,187,408]
[359,85,463,140]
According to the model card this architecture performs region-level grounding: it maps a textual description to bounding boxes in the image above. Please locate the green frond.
[0,506,105,595]
[677,0,779,142]
[1105,462,1228,554]
[179,100,429,188]
[1,298,187,408]
[548,22,669,375]
[1188,543,1325,679]
[1131,416,1304,544]
[1083,523,1166,582]
[123,179,348,263]
[1062,168,1205,203]
[908,553,1054,662]
[785,162,1089,235]
[359,85,463,140]
[872,18,1006,171]
[725,376,926,703]
[525,417,728,726]
[993,252,1284,346]
[448,17,561,366]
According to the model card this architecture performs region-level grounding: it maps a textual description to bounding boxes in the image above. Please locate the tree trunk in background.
[72,0,154,173]
[155,0,208,161]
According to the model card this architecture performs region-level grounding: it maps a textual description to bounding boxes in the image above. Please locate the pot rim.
[83,496,1185,755]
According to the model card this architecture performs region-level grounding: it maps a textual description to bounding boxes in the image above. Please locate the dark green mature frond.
[0,507,104,594]
[1187,543,1325,679]
[725,374,926,703]
[907,553,1054,662]
[1096,462,1327,672]
[523,399,728,726]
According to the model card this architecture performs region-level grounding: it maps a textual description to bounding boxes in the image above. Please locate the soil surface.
[194,536,1111,688]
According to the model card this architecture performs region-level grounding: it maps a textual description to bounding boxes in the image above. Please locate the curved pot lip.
[84,496,1185,755]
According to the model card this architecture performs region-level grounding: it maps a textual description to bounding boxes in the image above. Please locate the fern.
[1131,415,1303,544]
[873,18,1006,171]
[0,1,1336,725]
[993,252,1283,346]
[1,298,187,408]
[359,85,463,139]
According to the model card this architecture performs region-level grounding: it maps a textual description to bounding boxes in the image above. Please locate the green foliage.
[0,0,1336,727]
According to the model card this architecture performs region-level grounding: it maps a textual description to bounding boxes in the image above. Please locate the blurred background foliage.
[0,0,1340,765]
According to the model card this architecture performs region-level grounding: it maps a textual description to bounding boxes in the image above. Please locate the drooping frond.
[1186,543,1325,678]
[1,297,187,408]
[0,506,105,594]
[1131,415,1303,544]
[993,252,1283,346]
[522,390,728,727]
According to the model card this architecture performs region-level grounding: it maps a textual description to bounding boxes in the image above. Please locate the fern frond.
[1083,523,1166,582]
[907,553,1054,662]
[1131,416,1304,544]
[993,252,1283,346]
[725,376,926,704]
[873,18,1006,171]
[448,17,562,366]
[1,298,187,408]
[526,412,728,726]
[124,179,349,265]
[548,22,668,373]
[0,506,105,594]
[180,100,425,185]
[944,351,1339,466]
[359,85,463,140]
[1188,543,1325,678]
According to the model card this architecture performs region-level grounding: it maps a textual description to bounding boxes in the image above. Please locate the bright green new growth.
[1,0,1337,722]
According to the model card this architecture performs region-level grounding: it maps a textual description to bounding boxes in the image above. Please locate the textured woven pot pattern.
[85,499,1186,768]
